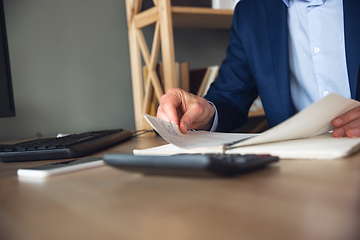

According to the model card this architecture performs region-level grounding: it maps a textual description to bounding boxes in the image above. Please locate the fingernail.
[333,118,343,126]
[333,128,345,137]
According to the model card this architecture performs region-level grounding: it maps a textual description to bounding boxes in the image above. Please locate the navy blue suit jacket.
[205,0,360,132]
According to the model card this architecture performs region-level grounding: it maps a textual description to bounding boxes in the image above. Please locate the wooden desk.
[1,132,360,240]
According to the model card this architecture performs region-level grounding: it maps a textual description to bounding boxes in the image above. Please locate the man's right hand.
[156,88,216,134]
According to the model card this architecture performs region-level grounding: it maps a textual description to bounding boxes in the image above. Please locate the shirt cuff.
[208,101,218,132]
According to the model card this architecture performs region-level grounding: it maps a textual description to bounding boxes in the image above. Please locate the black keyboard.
[0,129,133,162]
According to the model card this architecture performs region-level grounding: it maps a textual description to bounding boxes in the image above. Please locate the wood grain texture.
[1,132,360,240]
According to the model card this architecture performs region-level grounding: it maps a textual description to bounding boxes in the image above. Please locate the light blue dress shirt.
[209,0,350,131]
[284,0,350,112]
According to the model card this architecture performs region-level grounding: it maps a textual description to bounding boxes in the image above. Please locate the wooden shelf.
[171,7,233,29]
[133,6,233,29]
[126,0,264,130]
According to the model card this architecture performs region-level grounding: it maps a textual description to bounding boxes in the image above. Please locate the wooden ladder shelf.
[125,0,233,130]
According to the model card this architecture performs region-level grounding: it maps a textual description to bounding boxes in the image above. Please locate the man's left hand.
[332,106,360,137]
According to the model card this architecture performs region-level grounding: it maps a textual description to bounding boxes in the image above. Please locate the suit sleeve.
[204,2,258,132]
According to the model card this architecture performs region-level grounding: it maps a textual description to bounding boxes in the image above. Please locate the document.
[145,113,255,149]
[138,93,360,159]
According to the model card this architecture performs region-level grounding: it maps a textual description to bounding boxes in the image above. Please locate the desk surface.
[1,132,360,240]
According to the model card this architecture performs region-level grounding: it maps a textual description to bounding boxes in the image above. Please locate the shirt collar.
[283,0,290,7]
[282,0,326,8]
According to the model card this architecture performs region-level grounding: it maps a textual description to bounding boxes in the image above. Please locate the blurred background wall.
[0,0,230,141]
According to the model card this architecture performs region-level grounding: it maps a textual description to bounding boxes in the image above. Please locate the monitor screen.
[0,0,15,118]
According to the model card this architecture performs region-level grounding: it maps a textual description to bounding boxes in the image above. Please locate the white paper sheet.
[134,133,360,159]
[145,114,255,149]
[146,93,360,149]
[231,93,360,148]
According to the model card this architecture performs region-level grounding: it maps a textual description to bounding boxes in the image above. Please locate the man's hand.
[332,106,360,138]
[156,88,216,134]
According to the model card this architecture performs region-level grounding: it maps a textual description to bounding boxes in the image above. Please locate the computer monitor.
[0,0,15,118]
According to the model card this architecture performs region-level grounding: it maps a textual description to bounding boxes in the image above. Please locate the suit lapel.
[343,0,360,100]
[264,0,294,116]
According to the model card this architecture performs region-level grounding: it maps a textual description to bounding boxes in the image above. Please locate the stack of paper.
[135,94,360,160]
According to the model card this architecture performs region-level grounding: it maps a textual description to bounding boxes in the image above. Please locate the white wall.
[0,0,230,141]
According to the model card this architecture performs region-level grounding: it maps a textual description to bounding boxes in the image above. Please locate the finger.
[332,106,360,127]
[180,101,204,130]
[332,128,346,138]
[156,88,183,125]
[332,117,360,138]
[180,100,215,132]
[179,121,189,134]
[157,103,178,124]
[346,128,360,138]
[156,109,170,123]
